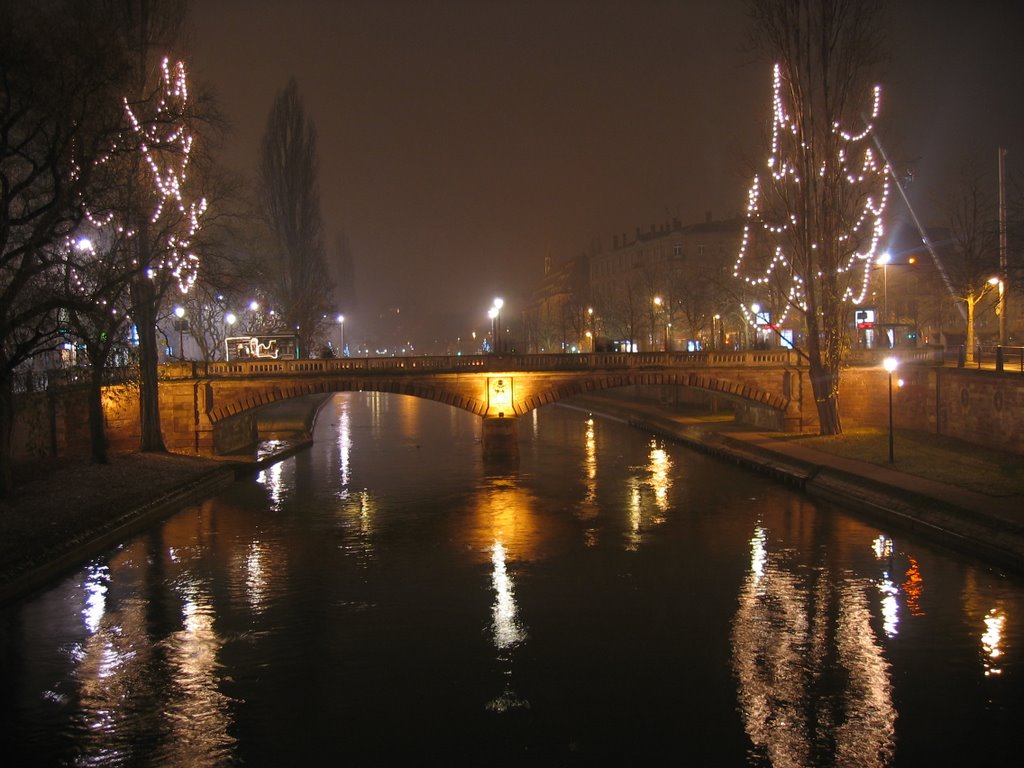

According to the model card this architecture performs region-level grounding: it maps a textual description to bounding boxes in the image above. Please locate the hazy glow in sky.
[188,0,1023,340]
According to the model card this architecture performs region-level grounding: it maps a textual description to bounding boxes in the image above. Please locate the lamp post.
[224,312,237,360]
[883,356,898,463]
[653,296,665,351]
[336,314,345,356]
[492,297,504,353]
[173,306,187,360]
[488,306,498,354]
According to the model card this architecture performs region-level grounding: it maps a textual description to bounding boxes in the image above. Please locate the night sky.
[186,0,1024,342]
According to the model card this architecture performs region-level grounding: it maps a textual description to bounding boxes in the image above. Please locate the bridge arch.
[206,377,491,425]
[203,369,789,429]
[153,351,807,455]
[508,371,789,416]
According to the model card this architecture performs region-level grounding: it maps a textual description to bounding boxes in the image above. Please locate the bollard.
[996,345,1004,372]
[957,345,966,368]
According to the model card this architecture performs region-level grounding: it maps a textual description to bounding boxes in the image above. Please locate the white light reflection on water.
[487,540,529,713]
[82,563,109,634]
[336,395,352,491]
[157,580,236,765]
[733,524,896,767]
[256,457,285,510]
[245,540,268,613]
[490,541,525,650]
[873,536,900,637]
[983,608,1007,676]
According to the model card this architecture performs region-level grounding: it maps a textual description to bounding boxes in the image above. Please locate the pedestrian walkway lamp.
[883,356,898,463]
[488,306,499,354]
[173,306,188,360]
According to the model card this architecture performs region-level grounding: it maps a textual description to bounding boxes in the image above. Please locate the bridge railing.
[158,350,806,379]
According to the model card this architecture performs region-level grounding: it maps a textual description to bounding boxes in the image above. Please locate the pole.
[998,147,1008,347]
[887,369,894,464]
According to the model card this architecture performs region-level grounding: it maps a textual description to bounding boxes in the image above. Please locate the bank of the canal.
[2,392,1021,607]
[566,394,1024,578]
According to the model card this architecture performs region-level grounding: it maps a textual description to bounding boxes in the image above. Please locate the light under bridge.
[156,350,813,457]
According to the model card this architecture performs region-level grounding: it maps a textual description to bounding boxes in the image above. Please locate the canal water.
[2,393,1022,766]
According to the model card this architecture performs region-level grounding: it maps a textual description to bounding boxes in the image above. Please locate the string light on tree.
[122,57,207,295]
[733,62,890,338]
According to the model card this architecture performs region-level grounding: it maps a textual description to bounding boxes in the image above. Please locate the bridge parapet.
[161,350,804,380]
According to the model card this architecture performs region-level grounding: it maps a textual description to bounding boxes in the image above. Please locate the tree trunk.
[965,295,977,364]
[809,359,843,435]
[87,363,109,465]
[131,277,167,453]
[0,375,14,499]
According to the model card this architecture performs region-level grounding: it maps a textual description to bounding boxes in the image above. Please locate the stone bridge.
[155,350,815,457]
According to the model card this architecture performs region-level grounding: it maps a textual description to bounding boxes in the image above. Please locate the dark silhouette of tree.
[944,161,1000,361]
[736,0,889,434]
[258,78,333,357]
[0,0,134,496]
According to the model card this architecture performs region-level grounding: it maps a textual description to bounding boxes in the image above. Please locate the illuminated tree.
[734,0,888,434]
[118,54,206,451]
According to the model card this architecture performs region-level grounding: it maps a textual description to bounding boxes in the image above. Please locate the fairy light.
[734,63,889,331]
[121,57,206,294]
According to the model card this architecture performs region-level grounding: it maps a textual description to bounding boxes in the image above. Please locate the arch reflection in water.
[733,522,896,767]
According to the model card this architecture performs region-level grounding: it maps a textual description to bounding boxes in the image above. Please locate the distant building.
[521,250,592,353]
[589,213,743,351]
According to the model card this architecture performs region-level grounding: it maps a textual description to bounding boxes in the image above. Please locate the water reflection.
[983,608,1007,676]
[575,417,600,545]
[335,395,352,490]
[82,563,109,634]
[873,536,900,638]
[257,458,286,510]
[624,438,672,551]
[6,394,1024,764]
[159,580,235,764]
[63,541,237,765]
[733,523,896,767]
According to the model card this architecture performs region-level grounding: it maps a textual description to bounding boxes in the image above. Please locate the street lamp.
[173,305,188,360]
[492,297,504,353]
[883,356,898,463]
[653,296,666,351]
[336,314,345,356]
[488,306,499,354]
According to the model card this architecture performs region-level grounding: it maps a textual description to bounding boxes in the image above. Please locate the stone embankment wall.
[599,366,1024,456]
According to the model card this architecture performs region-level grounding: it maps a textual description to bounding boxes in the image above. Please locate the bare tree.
[944,162,1000,361]
[0,0,133,495]
[735,0,889,434]
[258,78,333,356]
